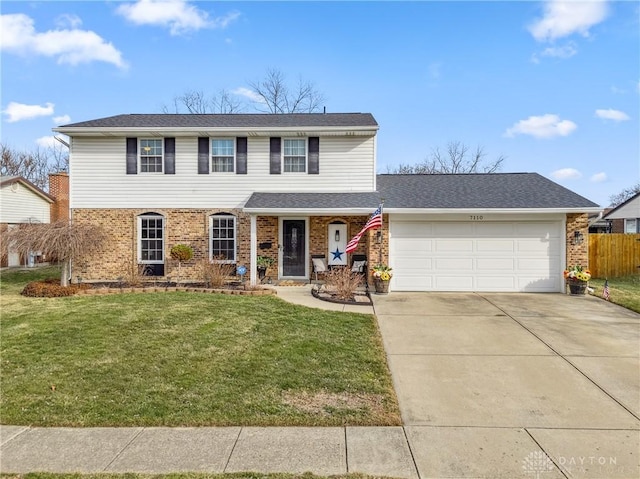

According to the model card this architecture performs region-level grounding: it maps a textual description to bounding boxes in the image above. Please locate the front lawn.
[0,267,400,427]
[590,275,640,314]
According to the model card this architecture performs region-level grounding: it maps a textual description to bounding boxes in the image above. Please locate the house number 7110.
[469,215,484,220]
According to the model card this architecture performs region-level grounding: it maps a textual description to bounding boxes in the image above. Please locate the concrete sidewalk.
[0,425,418,477]
[272,284,375,314]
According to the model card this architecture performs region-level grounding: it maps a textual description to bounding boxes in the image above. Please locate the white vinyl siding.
[390,215,563,292]
[0,183,51,224]
[69,136,376,208]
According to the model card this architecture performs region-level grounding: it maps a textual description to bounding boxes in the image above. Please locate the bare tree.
[609,183,640,207]
[386,141,505,174]
[163,89,243,114]
[4,221,106,286]
[1,143,69,190]
[248,68,325,113]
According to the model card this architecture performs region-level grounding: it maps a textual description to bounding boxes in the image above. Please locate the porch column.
[250,214,257,286]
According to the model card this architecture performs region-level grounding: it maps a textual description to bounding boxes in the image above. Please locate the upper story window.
[283,139,306,173]
[140,139,163,173]
[211,139,235,173]
[210,214,236,262]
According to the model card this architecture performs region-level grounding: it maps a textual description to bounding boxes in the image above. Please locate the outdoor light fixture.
[573,230,584,245]
[376,230,382,244]
[335,229,340,242]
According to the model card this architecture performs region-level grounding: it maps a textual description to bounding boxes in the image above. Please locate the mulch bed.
[311,284,372,306]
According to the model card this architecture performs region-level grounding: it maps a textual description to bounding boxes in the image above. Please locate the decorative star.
[331,248,344,261]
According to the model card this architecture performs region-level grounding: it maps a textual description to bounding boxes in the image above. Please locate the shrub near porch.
[0,267,400,427]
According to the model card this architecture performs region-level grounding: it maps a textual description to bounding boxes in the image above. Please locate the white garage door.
[390,220,562,292]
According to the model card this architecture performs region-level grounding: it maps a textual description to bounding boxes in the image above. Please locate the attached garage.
[390,215,563,292]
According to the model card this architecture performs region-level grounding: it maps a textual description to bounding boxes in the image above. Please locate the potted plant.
[371,263,393,294]
[257,255,275,281]
[564,265,591,295]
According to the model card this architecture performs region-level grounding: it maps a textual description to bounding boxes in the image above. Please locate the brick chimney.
[49,172,69,222]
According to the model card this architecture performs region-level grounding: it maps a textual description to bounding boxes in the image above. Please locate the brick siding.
[49,173,69,223]
[566,213,589,268]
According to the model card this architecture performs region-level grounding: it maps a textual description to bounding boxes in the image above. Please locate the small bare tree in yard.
[387,141,504,174]
[5,221,106,287]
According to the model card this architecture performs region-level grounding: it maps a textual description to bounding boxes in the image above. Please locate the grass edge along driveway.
[0,267,401,427]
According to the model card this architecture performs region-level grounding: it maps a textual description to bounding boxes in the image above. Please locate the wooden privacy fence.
[589,234,640,278]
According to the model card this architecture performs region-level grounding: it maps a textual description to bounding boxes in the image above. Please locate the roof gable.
[0,176,54,203]
[603,192,640,219]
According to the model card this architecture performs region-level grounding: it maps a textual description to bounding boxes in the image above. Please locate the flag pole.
[378,198,385,265]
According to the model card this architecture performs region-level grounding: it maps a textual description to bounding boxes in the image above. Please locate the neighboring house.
[603,192,640,234]
[0,176,54,267]
[588,209,613,234]
[53,113,600,292]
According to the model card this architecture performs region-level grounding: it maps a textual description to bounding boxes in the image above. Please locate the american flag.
[603,279,610,301]
[345,205,383,253]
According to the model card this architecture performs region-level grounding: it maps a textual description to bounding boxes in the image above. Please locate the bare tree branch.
[248,68,325,113]
[609,183,640,207]
[386,141,505,174]
[1,144,68,190]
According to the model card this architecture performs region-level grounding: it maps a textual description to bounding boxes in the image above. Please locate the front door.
[282,219,306,277]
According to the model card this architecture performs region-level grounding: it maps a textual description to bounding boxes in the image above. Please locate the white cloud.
[540,42,577,59]
[551,168,582,180]
[504,114,577,139]
[116,0,239,36]
[590,172,607,183]
[35,136,58,148]
[529,0,609,42]
[595,108,630,121]
[55,14,82,29]
[3,101,54,123]
[0,13,126,69]
[53,114,71,124]
[232,87,265,104]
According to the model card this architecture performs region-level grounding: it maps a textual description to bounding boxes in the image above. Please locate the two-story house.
[54,113,600,292]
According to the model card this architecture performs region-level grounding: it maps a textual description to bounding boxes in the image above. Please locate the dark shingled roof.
[245,173,599,210]
[376,173,599,209]
[60,113,378,129]
[245,192,381,209]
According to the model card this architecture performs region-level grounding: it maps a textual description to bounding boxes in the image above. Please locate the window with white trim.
[210,214,236,262]
[138,213,164,264]
[211,139,235,172]
[140,139,163,173]
[283,138,306,173]
[625,218,639,233]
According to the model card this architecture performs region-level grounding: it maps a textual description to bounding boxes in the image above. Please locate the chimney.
[49,172,69,222]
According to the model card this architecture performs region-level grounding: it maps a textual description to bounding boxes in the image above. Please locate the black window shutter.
[164,138,175,174]
[269,137,281,174]
[236,137,247,174]
[126,138,137,174]
[308,137,319,174]
[198,137,209,174]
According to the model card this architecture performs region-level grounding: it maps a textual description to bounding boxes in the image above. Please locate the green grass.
[590,275,640,314]
[0,267,400,427]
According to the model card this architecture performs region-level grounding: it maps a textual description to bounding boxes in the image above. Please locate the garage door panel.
[476,239,515,252]
[435,239,473,252]
[435,257,473,270]
[477,257,515,270]
[390,220,562,292]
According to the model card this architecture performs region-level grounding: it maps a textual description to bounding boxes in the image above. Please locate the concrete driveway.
[373,292,640,479]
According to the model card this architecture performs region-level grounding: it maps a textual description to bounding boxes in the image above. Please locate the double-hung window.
[138,213,165,277]
[210,215,236,262]
[140,139,163,173]
[283,139,306,173]
[211,139,235,173]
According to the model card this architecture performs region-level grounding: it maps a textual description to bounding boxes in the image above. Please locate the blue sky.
[1,0,638,207]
